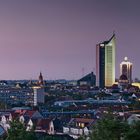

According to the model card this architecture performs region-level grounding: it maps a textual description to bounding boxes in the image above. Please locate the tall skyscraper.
[96,34,116,88]
[120,57,132,83]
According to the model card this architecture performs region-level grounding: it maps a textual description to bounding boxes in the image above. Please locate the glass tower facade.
[96,34,116,88]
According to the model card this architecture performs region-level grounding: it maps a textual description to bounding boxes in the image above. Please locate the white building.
[63,118,94,139]
[32,86,45,106]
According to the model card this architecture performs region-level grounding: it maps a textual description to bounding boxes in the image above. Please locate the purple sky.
[0,0,140,80]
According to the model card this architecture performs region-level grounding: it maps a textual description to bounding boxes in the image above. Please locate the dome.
[119,74,128,81]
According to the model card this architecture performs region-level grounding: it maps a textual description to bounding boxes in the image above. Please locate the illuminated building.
[120,57,132,83]
[119,74,129,91]
[96,34,116,88]
[132,82,140,88]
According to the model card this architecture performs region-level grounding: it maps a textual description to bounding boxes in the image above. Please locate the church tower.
[38,72,44,86]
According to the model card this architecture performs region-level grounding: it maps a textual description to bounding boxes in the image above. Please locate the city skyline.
[0,0,140,80]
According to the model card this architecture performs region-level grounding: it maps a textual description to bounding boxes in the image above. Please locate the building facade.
[96,34,116,88]
[0,86,45,106]
[120,57,132,83]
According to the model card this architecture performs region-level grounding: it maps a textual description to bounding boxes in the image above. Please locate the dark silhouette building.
[77,72,96,86]
[38,72,44,86]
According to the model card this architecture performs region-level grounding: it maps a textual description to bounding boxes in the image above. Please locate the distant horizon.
[0,0,140,80]
[0,74,139,81]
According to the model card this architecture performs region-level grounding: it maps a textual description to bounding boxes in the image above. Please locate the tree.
[6,120,37,140]
[124,121,140,140]
[0,101,7,110]
[89,115,129,140]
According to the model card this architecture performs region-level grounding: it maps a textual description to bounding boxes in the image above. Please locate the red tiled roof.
[11,112,20,120]
[74,118,94,123]
[24,110,36,118]
[33,118,52,130]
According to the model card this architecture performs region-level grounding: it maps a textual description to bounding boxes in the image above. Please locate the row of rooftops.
[0,101,140,139]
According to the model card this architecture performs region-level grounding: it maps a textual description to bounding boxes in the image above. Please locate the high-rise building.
[96,34,116,88]
[120,57,132,83]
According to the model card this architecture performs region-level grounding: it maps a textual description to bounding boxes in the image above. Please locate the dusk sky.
[0,0,140,80]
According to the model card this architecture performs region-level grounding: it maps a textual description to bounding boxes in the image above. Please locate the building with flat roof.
[0,86,45,106]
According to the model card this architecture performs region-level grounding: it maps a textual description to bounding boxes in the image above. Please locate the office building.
[0,86,45,106]
[32,86,45,106]
[96,34,116,88]
[120,57,132,83]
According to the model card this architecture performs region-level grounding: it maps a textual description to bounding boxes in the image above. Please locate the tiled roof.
[36,119,51,130]
[24,110,36,118]
[74,118,94,123]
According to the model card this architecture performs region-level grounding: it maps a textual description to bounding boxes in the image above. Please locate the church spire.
[38,72,44,86]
